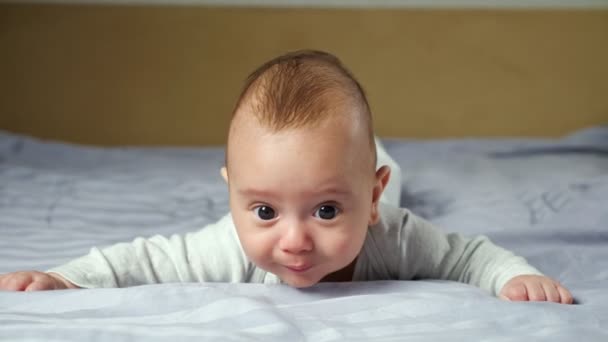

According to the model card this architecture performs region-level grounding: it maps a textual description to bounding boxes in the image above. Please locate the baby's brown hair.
[229,50,377,167]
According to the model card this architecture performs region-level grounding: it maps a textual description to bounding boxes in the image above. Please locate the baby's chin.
[279,274,323,288]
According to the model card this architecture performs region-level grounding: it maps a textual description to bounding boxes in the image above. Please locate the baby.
[0,50,572,304]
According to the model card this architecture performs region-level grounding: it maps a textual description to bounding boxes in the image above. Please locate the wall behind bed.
[0,1,607,146]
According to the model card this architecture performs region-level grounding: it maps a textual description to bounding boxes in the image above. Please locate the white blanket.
[1,127,607,341]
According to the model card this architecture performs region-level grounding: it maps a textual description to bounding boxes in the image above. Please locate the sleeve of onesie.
[398,210,544,296]
[46,214,251,288]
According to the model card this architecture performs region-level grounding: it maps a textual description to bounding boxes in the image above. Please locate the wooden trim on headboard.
[1,5,607,146]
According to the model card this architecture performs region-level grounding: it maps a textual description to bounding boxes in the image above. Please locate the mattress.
[1,127,607,341]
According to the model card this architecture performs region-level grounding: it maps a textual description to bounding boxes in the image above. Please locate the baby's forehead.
[227,110,376,171]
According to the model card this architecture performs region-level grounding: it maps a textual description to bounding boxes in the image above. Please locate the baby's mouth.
[284,264,313,273]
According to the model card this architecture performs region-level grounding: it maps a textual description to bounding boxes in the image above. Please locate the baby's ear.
[220,167,229,183]
[369,165,391,226]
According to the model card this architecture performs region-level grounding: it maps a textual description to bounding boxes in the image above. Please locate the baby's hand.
[0,271,78,291]
[499,274,573,304]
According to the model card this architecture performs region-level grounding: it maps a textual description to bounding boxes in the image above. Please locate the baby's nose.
[279,225,313,254]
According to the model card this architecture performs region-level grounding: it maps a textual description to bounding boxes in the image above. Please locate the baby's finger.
[500,283,528,301]
[525,281,547,302]
[25,279,54,291]
[541,281,561,303]
[557,284,574,304]
[0,276,9,290]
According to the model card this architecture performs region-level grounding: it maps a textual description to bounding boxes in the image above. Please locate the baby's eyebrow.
[236,186,353,199]
[237,188,278,199]
[313,187,353,198]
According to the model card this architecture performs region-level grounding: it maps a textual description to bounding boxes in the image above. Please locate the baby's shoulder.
[373,202,414,229]
[370,203,435,240]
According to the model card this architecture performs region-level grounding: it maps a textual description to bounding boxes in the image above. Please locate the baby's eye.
[314,205,339,220]
[254,206,276,220]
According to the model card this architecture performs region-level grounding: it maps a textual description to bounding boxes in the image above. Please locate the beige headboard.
[1,4,607,146]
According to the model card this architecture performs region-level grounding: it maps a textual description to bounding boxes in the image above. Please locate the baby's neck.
[320,257,357,282]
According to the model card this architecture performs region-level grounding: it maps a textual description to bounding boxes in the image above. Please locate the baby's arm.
[399,211,573,304]
[48,214,247,288]
[1,214,247,291]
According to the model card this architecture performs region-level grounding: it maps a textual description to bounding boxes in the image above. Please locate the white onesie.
[48,203,542,296]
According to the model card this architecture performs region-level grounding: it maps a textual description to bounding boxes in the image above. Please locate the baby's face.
[225,113,384,287]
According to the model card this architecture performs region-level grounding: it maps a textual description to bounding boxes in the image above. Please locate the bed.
[1,126,607,341]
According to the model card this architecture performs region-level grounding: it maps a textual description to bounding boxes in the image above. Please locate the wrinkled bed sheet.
[1,127,607,341]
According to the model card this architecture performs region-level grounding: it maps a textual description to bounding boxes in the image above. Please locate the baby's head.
[222,50,390,287]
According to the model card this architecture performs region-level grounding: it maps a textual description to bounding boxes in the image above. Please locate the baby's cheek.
[327,233,361,257]
[239,231,274,263]
[342,224,368,253]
